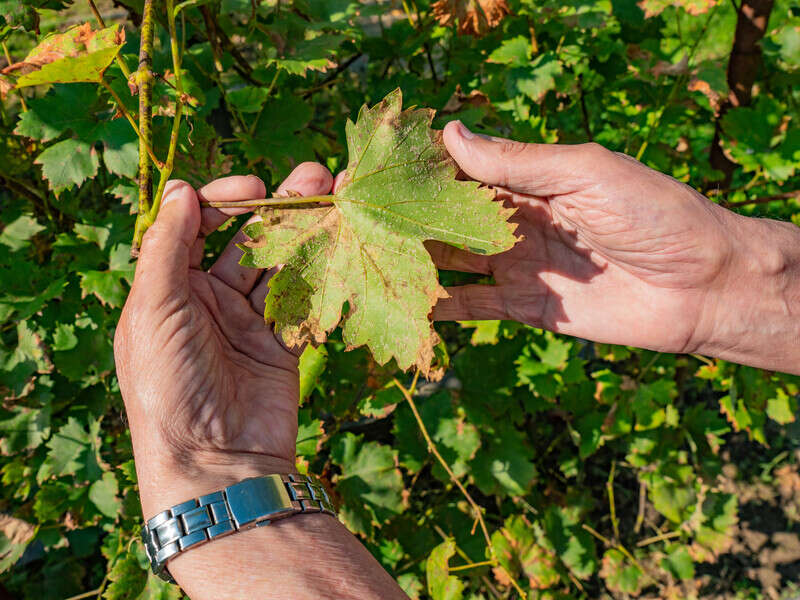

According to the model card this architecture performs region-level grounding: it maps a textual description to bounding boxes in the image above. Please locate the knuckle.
[497,140,529,159]
[581,142,611,161]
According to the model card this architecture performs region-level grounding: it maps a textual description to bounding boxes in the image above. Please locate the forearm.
[695,212,800,375]
[136,452,407,600]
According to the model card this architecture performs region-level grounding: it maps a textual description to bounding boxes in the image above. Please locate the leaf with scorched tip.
[240,88,519,377]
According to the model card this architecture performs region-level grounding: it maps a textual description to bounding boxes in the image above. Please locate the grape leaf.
[6,24,124,88]
[35,138,99,191]
[240,89,518,376]
[426,538,464,600]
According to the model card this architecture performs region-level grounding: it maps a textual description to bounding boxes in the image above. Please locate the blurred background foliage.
[0,0,799,598]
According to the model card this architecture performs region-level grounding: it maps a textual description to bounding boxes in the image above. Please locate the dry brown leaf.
[432,0,510,37]
[441,84,491,114]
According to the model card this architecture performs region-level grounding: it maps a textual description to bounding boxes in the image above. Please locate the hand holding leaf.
[240,89,520,376]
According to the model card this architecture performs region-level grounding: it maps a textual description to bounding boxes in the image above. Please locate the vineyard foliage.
[1,0,800,599]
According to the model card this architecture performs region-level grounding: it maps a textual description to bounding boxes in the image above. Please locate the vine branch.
[148,0,186,226]
[132,0,156,255]
[393,376,528,600]
[709,0,775,187]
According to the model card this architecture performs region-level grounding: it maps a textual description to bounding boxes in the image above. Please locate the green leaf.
[36,138,99,191]
[79,270,131,307]
[237,96,314,183]
[426,538,464,600]
[89,471,121,519]
[513,52,562,102]
[661,544,695,580]
[227,86,269,113]
[267,34,345,76]
[14,84,98,141]
[0,402,51,454]
[542,506,597,579]
[75,222,111,249]
[766,388,797,424]
[99,118,139,179]
[298,344,327,402]
[295,408,324,457]
[393,391,480,479]
[138,572,183,600]
[240,89,518,375]
[471,428,536,497]
[37,416,105,483]
[102,552,147,600]
[397,573,424,599]
[599,548,643,595]
[330,433,405,536]
[0,215,45,250]
[52,322,78,351]
[487,35,531,67]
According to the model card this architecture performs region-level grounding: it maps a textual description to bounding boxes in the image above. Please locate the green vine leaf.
[240,89,519,376]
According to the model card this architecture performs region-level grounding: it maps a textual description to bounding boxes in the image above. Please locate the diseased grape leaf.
[240,89,519,376]
[426,538,464,600]
[638,0,720,18]
[5,24,124,88]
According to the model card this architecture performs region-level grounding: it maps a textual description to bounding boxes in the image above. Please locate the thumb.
[442,120,606,196]
[135,180,201,295]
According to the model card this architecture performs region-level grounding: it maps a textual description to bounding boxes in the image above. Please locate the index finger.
[197,175,267,236]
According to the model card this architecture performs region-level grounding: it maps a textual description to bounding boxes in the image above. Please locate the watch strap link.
[141,473,335,582]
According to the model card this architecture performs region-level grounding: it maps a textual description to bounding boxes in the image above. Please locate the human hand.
[114,163,333,517]
[431,121,799,369]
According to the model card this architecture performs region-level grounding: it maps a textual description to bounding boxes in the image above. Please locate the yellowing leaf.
[431,0,510,37]
[426,538,464,600]
[4,23,124,88]
[637,0,720,18]
[241,89,518,376]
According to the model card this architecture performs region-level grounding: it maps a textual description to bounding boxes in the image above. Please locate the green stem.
[99,80,162,168]
[146,0,185,225]
[393,376,528,600]
[448,560,495,572]
[200,195,334,209]
[132,0,156,255]
[607,460,620,541]
[87,0,132,81]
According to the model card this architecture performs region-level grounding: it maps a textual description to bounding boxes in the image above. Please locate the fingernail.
[455,120,475,140]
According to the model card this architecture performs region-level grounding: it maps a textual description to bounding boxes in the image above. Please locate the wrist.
[133,440,295,519]
[694,211,800,373]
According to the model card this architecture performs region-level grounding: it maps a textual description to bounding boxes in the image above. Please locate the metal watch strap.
[141,473,335,582]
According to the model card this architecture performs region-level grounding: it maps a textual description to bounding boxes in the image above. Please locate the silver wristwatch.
[141,473,335,582]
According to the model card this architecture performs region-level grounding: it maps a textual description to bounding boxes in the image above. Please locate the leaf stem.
[393,376,528,600]
[99,80,162,168]
[132,0,156,255]
[86,0,133,81]
[448,559,495,572]
[2,41,28,112]
[200,195,334,208]
[607,460,620,541]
